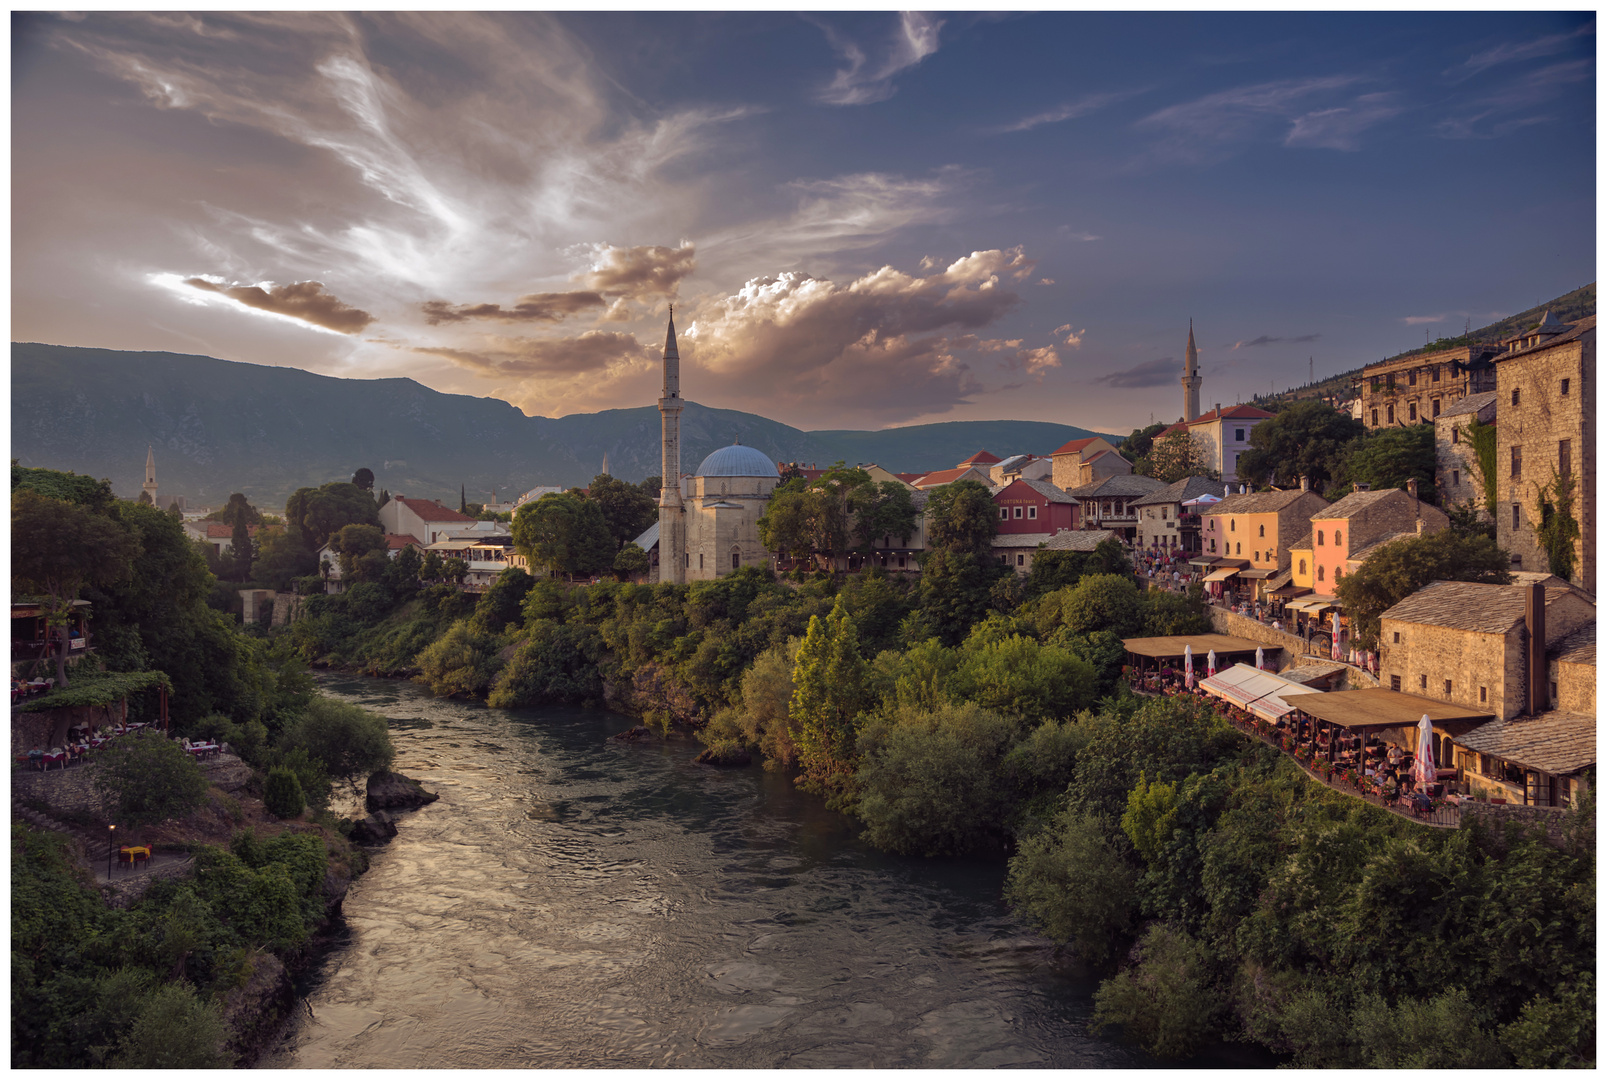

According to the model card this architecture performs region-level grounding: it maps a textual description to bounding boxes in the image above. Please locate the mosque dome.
[695,440,778,478]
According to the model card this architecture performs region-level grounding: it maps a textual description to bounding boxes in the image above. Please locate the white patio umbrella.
[1206,648,1217,677]
[1412,715,1437,786]
[1331,611,1343,661]
[1183,644,1195,689]
[1255,645,1265,670]
[1182,494,1222,507]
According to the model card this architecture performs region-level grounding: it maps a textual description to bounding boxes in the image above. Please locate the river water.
[262,675,1159,1069]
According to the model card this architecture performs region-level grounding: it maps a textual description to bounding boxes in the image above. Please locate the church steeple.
[1181,319,1202,423]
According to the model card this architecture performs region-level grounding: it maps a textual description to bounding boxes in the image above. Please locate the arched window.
[1258,524,1265,537]
[1299,558,1306,575]
[1334,530,1342,546]
[1318,565,1325,581]
[1236,542,1241,554]
[1317,530,1325,546]
[1230,519,1236,532]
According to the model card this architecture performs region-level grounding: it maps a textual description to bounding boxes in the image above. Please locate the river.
[262,675,1205,1068]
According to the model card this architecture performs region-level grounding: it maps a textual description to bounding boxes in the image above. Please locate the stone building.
[1064,474,1166,541]
[1357,341,1500,429]
[1434,390,1496,513]
[1200,486,1331,571]
[1378,580,1593,723]
[379,496,478,546]
[1133,475,1225,555]
[1548,622,1594,716]
[1492,312,1594,592]
[1187,403,1273,484]
[988,454,1053,486]
[1048,436,1125,491]
[681,442,780,580]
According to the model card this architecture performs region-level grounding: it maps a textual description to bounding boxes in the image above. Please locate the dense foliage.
[1333,529,1512,648]
[1235,400,1364,492]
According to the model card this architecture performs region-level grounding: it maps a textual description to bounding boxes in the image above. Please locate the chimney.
[1354,482,1370,493]
[1214,402,1222,416]
[1300,475,1310,492]
[1407,477,1418,500]
[1526,582,1548,715]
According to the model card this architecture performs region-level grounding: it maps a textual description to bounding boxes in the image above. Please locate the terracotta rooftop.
[1456,710,1595,775]
[1210,488,1321,516]
[386,533,422,550]
[958,450,1002,466]
[1050,436,1102,457]
[1190,404,1273,424]
[393,496,476,523]
[1381,581,1586,635]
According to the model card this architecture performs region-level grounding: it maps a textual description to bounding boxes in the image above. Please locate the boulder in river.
[365,770,440,811]
[610,725,655,743]
[349,810,399,844]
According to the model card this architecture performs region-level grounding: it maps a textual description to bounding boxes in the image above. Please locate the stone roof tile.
[1456,710,1595,775]
[1381,581,1583,634]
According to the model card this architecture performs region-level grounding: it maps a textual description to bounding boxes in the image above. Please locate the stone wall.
[1435,406,1493,511]
[1205,606,1379,688]
[1495,329,1594,593]
[1460,799,1574,851]
[12,701,127,757]
[1551,656,1594,714]
[13,761,106,816]
[1379,620,1519,720]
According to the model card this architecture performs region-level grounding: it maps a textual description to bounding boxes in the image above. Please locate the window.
[1258,524,1265,537]
[1016,553,1025,567]
[1419,674,1428,690]
[1299,558,1306,575]
[1409,404,1417,422]
[1235,428,1245,442]
[1387,405,1395,424]
[1550,681,1558,700]
[1510,445,1521,479]
[698,553,704,569]
[1432,398,1441,417]
[1559,439,1571,478]
[1161,507,1168,520]
[1000,508,1008,520]
[1371,409,1379,426]
[1027,505,1037,520]
[1335,567,1343,580]
[1432,366,1440,382]
[1236,542,1241,554]
[1372,376,1382,390]
[1513,503,1521,531]
[1408,370,1417,386]
[1210,539,1217,553]
[1479,686,1487,703]
[1253,551,1259,562]
[1013,506,1023,519]
[1318,565,1325,581]
[1452,427,1459,444]
[1391,675,1401,691]
[1561,377,1570,396]
[1334,530,1342,546]
[1387,373,1396,389]
[1512,388,1521,407]
[1230,519,1236,532]
[1392,631,1399,643]
[1444,679,1452,696]
[1452,469,1459,488]
[732,551,740,570]
[1317,530,1324,546]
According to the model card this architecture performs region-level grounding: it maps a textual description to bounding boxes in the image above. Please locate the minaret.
[1181,319,1202,423]
[602,451,610,477]
[658,307,686,584]
[142,445,159,503]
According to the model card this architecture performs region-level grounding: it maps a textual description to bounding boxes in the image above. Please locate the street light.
[106,823,115,879]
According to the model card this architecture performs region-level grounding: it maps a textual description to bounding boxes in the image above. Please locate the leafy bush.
[262,766,305,819]
[91,731,209,828]
[1092,923,1218,1059]
[276,694,394,782]
[108,982,230,1068]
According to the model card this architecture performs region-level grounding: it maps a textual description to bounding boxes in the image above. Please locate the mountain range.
[11,343,1115,512]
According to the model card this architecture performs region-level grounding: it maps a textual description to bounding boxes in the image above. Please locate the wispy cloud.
[1448,20,1594,80]
[1435,57,1594,139]
[1285,93,1403,150]
[814,12,944,106]
[1096,357,1176,389]
[1402,313,1446,325]
[992,89,1142,134]
[1136,74,1398,162]
[1227,333,1320,350]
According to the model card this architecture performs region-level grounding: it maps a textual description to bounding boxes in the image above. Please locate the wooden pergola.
[1122,633,1267,674]
[1283,688,1492,770]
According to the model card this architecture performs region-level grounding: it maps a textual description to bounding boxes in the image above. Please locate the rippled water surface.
[263,675,1149,1068]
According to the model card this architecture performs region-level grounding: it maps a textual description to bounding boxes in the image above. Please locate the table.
[118,845,151,869]
[40,752,67,771]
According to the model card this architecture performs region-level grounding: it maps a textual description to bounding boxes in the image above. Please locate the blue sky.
[11,11,1595,433]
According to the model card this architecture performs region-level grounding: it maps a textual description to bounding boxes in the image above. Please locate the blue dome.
[696,441,778,478]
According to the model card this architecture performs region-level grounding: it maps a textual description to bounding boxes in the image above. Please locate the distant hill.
[10,343,1114,511]
[1253,283,1595,411]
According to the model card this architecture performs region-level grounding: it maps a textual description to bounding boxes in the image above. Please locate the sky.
[10,11,1596,434]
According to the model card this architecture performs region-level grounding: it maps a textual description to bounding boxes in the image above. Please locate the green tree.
[1092,923,1219,1059]
[415,620,503,698]
[512,492,613,579]
[613,542,650,581]
[227,516,254,582]
[585,474,658,551]
[1235,400,1364,491]
[92,731,209,828]
[1140,429,1219,483]
[251,522,317,590]
[206,492,262,529]
[1052,572,1145,638]
[1334,529,1512,648]
[924,479,998,558]
[1120,422,1168,464]
[12,462,116,509]
[419,548,444,583]
[11,488,139,686]
[1335,425,1437,503]
[262,765,306,819]
[848,479,919,549]
[788,598,868,795]
[109,982,230,1068]
[351,467,375,491]
[275,695,395,783]
[329,523,387,582]
[1004,805,1138,965]
[285,481,381,552]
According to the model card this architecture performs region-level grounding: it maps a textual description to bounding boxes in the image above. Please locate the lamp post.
[106,823,115,879]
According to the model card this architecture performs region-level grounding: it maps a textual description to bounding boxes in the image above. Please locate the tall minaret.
[658,308,686,584]
[602,451,610,477]
[142,445,159,503]
[1182,319,1202,422]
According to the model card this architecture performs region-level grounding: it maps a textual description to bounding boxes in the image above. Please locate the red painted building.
[993,478,1078,534]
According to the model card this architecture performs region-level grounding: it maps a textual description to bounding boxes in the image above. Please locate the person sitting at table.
[27,745,43,769]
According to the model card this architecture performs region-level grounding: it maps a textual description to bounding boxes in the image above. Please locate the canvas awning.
[1270,584,1311,599]
[1238,568,1277,580]
[1292,688,1494,732]
[1203,567,1240,583]
[1122,634,1267,662]
[1197,663,1324,717]
[1286,598,1334,614]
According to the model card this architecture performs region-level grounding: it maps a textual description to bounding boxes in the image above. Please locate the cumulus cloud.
[683,248,1036,424]
[1228,333,1320,349]
[573,241,696,297]
[815,12,943,106]
[1095,357,1177,389]
[1055,324,1086,348]
[421,292,606,325]
[181,276,374,333]
[1009,346,1061,377]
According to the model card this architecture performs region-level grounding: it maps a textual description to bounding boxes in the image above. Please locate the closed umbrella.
[1207,648,1217,677]
[1413,715,1436,786]
[1255,645,1265,670]
[1184,644,1195,689]
[1331,611,1343,661]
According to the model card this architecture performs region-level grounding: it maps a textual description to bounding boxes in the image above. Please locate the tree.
[924,479,998,558]
[585,474,658,551]
[263,765,306,818]
[284,481,381,552]
[848,480,919,549]
[92,731,209,828]
[512,492,613,579]
[788,597,869,796]
[109,983,230,1068]
[12,462,116,510]
[1334,529,1512,648]
[1004,805,1138,965]
[1141,429,1218,483]
[227,517,254,582]
[1335,425,1437,503]
[275,695,395,782]
[419,548,444,583]
[11,489,139,686]
[351,467,375,492]
[613,542,650,581]
[206,493,262,529]
[329,523,387,581]
[442,556,469,585]
[251,522,316,590]
[638,475,661,502]
[1121,422,1168,465]
[1235,401,1364,491]
[473,566,535,634]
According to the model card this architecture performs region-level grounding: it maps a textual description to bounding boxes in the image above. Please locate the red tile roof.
[393,497,476,523]
[913,466,982,487]
[1190,404,1273,424]
[386,533,422,549]
[958,450,1001,466]
[203,523,259,539]
[1051,436,1099,456]
[894,472,925,484]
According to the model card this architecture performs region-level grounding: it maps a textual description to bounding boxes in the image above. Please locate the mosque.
[643,310,779,583]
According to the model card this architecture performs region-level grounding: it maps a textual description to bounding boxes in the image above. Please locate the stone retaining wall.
[12,701,128,757]
[1460,799,1576,851]
[1207,606,1379,688]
